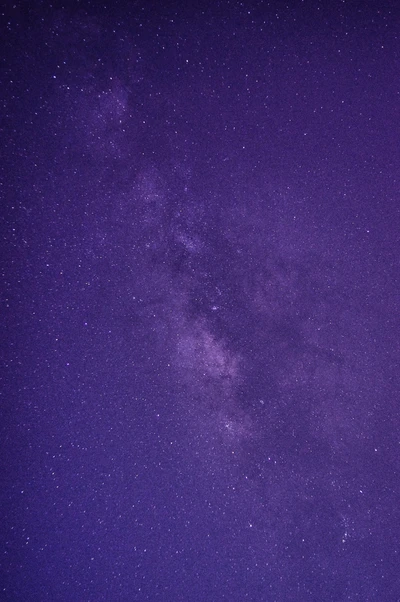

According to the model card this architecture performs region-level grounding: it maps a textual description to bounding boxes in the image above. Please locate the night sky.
[2,1,400,600]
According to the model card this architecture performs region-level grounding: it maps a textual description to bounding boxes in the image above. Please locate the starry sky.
[2,1,400,600]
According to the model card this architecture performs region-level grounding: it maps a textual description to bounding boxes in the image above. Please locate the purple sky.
[2,1,400,600]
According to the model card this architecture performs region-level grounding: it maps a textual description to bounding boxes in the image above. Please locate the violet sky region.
[2,1,400,601]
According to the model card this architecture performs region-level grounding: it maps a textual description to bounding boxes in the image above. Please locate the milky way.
[2,2,400,600]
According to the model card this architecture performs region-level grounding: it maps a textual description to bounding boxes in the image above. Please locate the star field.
[2,1,400,600]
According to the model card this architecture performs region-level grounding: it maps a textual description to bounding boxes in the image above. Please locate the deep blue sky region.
[2,1,400,600]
